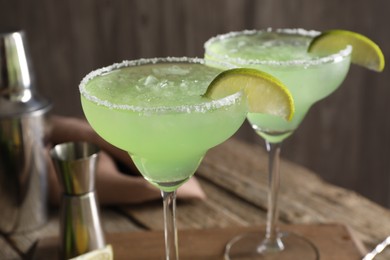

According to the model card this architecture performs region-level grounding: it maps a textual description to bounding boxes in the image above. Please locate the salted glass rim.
[204,28,353,67]
[79,57,242,114]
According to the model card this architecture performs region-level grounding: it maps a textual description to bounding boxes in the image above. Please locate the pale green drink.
[205,29,352,143]
[80,57,247,191]
[204,29,353,258]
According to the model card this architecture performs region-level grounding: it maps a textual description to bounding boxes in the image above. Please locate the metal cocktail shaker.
[0,30,51,233]
[50,142,105,260]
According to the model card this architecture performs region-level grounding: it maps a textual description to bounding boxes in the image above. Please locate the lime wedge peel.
[204,68,295,121]
[308,29,385,72]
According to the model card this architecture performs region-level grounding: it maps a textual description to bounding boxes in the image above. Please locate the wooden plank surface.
[33,224,363,260]
[199,139,390,250]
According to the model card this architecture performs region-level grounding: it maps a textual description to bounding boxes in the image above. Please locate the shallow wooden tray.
[33,223,365,260]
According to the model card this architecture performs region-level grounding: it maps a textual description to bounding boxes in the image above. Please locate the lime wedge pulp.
[308,29,385,72]
[204,68,295,121]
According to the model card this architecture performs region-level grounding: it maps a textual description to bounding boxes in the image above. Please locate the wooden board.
[33,223,364,260]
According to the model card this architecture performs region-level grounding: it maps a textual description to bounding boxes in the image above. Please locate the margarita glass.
[205,28,352,259]
[79,57,247,260]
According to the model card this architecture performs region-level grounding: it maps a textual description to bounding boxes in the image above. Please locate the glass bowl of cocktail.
[79,57,294,259]
[204,29,385,259]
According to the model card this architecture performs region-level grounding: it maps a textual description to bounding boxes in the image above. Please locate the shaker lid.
[0,30,50,117]
[0,91,51,117]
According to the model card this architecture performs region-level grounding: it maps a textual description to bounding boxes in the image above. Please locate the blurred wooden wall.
[1,0,389,207]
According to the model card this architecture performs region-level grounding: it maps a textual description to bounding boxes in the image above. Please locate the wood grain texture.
[198,139,390,250]
[33,224,364,260]
[33,224,362,260]
[0,0,389,211]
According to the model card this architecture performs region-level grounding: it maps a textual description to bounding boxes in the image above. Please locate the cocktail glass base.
[224,231,319,260]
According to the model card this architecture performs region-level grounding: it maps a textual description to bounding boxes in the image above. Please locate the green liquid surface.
[205,29,351,143]
[81,60,247,191]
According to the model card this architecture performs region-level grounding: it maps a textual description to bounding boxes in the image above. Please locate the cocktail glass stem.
[258,141,284,253]
[162,190,179,260]
[224,139,319,259]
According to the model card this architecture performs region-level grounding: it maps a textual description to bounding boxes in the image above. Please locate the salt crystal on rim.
[204,28,352,67]
[79,57,243,114]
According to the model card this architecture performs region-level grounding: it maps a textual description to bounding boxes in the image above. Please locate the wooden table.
[2,138,390,259]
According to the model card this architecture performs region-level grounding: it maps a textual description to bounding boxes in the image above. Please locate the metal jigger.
[50,142,105,260]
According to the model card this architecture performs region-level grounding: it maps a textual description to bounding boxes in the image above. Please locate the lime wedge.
[69,245,113,260]
[204,68,294,121]
[308,29,385,72]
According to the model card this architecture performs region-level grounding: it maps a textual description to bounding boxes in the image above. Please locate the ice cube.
[144,75,159,86]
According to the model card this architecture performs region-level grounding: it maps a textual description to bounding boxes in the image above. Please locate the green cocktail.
[79,57,247,260]
[205,29,351,142]
[205,29,352,259]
